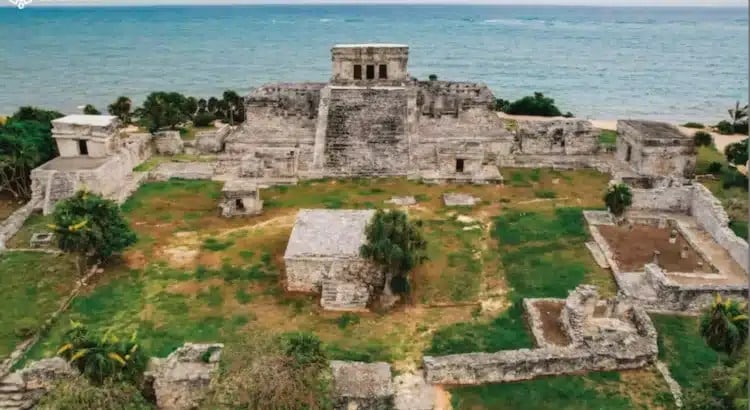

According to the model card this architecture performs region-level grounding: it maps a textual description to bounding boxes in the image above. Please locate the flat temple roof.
[284,209,375,259]
[333,43,408,49]
[53,114,118,127]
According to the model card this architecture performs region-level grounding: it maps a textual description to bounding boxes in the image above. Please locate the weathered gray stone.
[149,162,215,181]
[385,196,416,206]
[219,179,262,217]
[331,360,393,410]
[154,131,184,156]
[443,193,479,207]
[616,120,696,183]
[146,343,223,410]
[195,125,232,154]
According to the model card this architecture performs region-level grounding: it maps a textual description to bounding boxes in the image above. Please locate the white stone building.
[283,209,385,311]
[51,114,120,158]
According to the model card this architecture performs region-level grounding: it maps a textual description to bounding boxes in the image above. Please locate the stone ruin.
[0,343,222,410]
[443,192,480,207]
[423,285,657,385]
[330,360,394,410]
[219,179,262,217]
[283,209,385,311]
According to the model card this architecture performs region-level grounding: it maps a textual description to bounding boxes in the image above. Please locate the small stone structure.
[443,192,480,207]
[423,285,658,385]
[283,209,385,311]
[219,179,262,217]
[145,343,223,410]
[195,124,232,154]
[51,114,120,158]
[331,360,394,410]
[154,130,184,156]
[29,232,54,248]
[616,120,696,183]
[0,343,222,410]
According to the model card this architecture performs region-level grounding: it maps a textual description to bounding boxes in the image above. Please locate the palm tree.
[728,101,748,132]
[107,96,132,124]
[603,183,632,223]
[699,294,748,357]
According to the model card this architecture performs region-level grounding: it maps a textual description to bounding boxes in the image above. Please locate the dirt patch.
[533,300,570,346]
[597,224,714,273]
[160,246,200,268]
[166,278,225,296]
[123,250,147,269]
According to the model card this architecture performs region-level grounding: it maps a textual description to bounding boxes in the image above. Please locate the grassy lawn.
[0,252,78,357]
[651,314,719,390]
[132,154,217,172]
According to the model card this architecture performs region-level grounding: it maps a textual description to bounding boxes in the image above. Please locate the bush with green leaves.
[134,92,192,133]
[682,348,748,410]
[724,138,748,165]
[700,295,748,357]
[683,122,705,129]
[192,112,215,127]
[360,209,427,294]
[56,322,148,385]
[716,120,734,135]
[83,104,101,115]
[108,96,133,124]
[694,131,713,147]
[281,331,327,367]
[428,74,438,81]
[37,377,152,410]
[707,161,723,175]
[721,169,748,190]
[501,92,567,117]
[603,183,632,219]
[0,113,60,198]
[51,190,137,273]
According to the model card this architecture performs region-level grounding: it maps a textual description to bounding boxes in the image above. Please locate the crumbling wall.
[690,183,749,272]
[629,185,694,213]
[616,120,696,180]
[195,124,232,154]
[645,264,747,311]
[416,81,495,117]
[154,131,184,155]
[323,87,410,176]
[516,119,599,155]
[0,358,78,410]
[331,360,394,410]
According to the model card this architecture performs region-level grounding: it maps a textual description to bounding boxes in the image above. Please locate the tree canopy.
[699,295,748,357]
[51,190,137,273]
[360,209,427,293]
[499,92,572,117]
[724,138,748,166]
[107,96,133,124]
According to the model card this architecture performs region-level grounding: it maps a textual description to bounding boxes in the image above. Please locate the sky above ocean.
[0,5,747,122]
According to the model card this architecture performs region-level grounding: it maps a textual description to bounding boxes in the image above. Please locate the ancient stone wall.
[154,131,184,155]
[0,200,40,248]
[196,124,232,154]
[616,120,696,180]
[516,119,599,155]
[629,185,694,213]
[322,87,410,176]
[644,264,747,311]
[416,81,495,117]
[691,183,749,272]
[0,358,78,410]
[331,45,409,86]
[286,257,384,309]
[423,344,656,385]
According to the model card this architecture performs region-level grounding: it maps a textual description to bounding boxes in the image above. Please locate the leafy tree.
[207,97,220,115]
[428,74,438,81]
[603,183,632,221]
[360,209,427,294]
[0,120,58,198]
[502,92,567,117]
[11,106,63,124]
[221,90,245,125]
[50,190,136,274]
[724,138,748,165]
[107,96,133,124]
[699,295,748,357]
[694,131,713,147]
[83,104,101,115]
[134,92,189,133]
[184,96,198,119]
[197,98,208,114]
[193,112,215,128]
[38,377,152,410]
[56,322,147,385]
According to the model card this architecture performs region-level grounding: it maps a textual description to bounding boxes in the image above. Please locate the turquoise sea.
[0,5,747,122]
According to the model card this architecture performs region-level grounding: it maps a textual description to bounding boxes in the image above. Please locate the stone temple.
[227,43,511,183]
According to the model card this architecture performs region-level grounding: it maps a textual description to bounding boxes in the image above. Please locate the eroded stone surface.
[146,343,223,410]
[331,360,393,410]
[443,193,479,207]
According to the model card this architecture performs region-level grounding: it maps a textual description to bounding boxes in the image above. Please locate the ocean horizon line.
[2,2,748,8]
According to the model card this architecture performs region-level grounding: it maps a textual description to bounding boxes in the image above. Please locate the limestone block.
[443,193,479,207]
[147,343,223,410]
[331,360,394,410]
[154,131,184,155]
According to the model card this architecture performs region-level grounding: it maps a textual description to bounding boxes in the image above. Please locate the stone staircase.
[321,280,370,311]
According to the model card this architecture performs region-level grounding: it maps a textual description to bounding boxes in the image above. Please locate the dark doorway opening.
[366,65,375,80]
[235,199,245,211]
[625,145,632,162]
[379,64,388,79]
[78,140,88,156]
[353,65,362,80]
[455,158,465,173]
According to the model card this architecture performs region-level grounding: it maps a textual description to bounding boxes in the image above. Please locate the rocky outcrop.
[0,358,78,410]
[145,343,223,410]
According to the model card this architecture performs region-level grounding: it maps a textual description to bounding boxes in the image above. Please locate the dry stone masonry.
[330,360,394,410]
[219,179,262,217]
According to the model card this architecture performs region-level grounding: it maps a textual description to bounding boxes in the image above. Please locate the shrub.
[192,112,215,128]
[51,190,137,274]
[360,209,427,294]
[683,122,705,129]
[700,295,749,357]
[534,190,556,199]
[707,161,723,174]
[37,378,152,410]
[108,96,133,124]
[56,322,148,385]
[603,183,632,218]
[694,131,713,147]
[502,92,566,117]
[281,332,327,367]
[336,312,360,330]
[725,138,749,165]
[83,104,101,115]
[716,120,734,135]
[722,169,748,190]
[428,74,438,81]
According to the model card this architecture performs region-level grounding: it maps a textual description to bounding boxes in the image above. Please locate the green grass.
[533,189,557,199]
[0,252,78,357]
[449,372,636,410]
[122,179,222,214]
[598,130,617,146]
[493,208,587,246]
[682,122,705,129]
[729,220,748,239]
[695,145,727,175]
[201,237,234,252]
[652,314,720,390]
[325,339,393,363]
[132,154,217,172]
[6,213,54,249]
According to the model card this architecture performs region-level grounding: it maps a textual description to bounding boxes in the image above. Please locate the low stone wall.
[691,183,748,272]
[0,201,39,249]
[196,124,232,154]
[0,358,78,410]
[423,344,655,385]
[630,185,693,213]
[154,131,184,155]
[149,162,215,181]
[645,264,747,311]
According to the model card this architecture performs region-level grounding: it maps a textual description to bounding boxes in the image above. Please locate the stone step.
[585,241,610,268]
